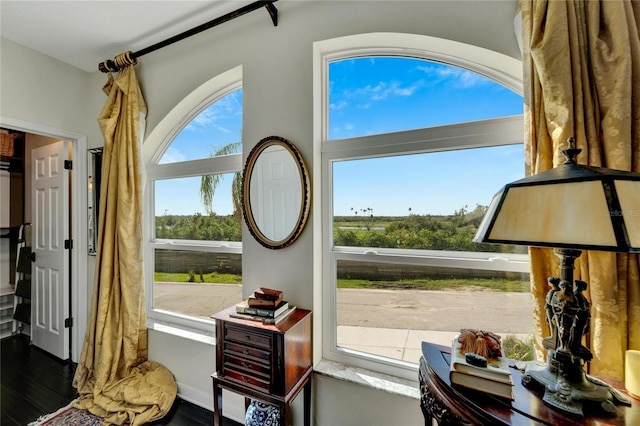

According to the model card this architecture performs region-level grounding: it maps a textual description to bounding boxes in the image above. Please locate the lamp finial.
[561,137,582,164]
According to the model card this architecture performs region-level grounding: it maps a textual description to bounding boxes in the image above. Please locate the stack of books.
[232,287,296,325]
[449,336,514,400]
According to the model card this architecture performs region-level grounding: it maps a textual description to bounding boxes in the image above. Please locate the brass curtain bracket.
[99,51,137,73]
[98,0,278,73]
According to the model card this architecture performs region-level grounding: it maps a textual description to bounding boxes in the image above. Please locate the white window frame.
[143,66,243,335]
[313,34,526,380]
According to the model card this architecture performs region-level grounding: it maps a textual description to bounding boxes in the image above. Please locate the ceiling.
[0,1,265,73]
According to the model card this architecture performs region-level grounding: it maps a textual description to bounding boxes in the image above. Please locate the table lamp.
[473,137,639,416]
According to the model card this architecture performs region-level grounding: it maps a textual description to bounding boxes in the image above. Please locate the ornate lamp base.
[523,250,632,417]
[522,351,631,416]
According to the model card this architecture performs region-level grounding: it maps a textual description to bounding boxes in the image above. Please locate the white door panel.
[253,148,301,241]
[32,141,69,360]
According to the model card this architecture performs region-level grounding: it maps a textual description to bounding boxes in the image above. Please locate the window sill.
[151,322,216,346]
[314,359,420,400]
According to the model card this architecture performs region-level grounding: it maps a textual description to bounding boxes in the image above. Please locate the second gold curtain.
[519,0,640,381]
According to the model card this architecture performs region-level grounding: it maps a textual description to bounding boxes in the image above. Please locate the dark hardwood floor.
[1,333,241,425]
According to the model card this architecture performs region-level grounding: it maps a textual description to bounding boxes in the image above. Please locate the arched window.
[144,67,244,332]
[317,37,530,379]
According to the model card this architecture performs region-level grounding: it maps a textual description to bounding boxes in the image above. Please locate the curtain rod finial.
[99,59,117,73]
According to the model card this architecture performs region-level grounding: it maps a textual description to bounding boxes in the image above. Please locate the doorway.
[0,116,88,363]
[31,139,71,360]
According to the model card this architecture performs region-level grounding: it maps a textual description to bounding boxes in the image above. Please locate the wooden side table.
[211,306,312,426]
[419,341,640,425]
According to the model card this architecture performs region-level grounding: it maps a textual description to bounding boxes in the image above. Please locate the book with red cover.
[248,292,284,307]
[254,287,283,300]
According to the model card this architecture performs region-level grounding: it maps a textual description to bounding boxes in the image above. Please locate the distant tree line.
[155,204,522,254]
[156,213,241,241]
[334,205,524,253]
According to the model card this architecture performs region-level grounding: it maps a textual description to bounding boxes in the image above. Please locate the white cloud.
[353,80,422,101]
[330,100,348,111]
[185,91,241,132]
[416,64,488,88]
[331,123,357,139]
[158,147,187,164]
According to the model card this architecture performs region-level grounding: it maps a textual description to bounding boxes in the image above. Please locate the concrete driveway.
[154,283,532,333]
[337,288,532,333]
[154,283,534,363]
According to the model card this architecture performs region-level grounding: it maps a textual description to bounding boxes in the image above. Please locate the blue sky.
[328,57,522,139]
[155,91,242,216]
[155,57,523,217]
[329,57,524,216]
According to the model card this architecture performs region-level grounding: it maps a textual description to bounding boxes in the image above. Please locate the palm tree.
[200,142,243,226]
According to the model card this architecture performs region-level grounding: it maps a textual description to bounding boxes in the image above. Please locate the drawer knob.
[241,362,252,369]
[245,335,252,340]
[241,376,251,383]
[243,349,250,355]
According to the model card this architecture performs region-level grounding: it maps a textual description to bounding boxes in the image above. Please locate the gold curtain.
[519,0,640,381]
[72,66,177,425]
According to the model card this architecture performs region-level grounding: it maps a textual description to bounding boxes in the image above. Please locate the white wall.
[1,1,522,424]
[0,38,93,136]
[0,36,95,358]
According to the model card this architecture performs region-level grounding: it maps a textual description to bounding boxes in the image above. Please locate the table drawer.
[224,341,271,363]
[224,353,271,378]
[224,324,271,349]
[225,367,271,392]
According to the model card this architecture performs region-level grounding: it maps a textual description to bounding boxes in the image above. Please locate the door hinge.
[64,317,73,328]
[64,239,73,250]
[64,160,72,170]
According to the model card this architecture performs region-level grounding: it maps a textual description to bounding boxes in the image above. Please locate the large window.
[321,50,530,379]
[145,77,243,332]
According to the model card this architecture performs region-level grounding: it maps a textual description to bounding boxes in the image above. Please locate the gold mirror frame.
[242,136,311,249]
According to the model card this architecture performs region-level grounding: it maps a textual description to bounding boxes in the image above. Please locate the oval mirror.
[242,136,310,249]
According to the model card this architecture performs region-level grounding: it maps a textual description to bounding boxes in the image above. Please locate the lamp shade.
[473,146,640,253]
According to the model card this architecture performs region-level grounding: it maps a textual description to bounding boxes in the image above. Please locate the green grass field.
[337,277,530,292]
[338,278,531,293]
[155,272,529,292]
[154,271,242,285]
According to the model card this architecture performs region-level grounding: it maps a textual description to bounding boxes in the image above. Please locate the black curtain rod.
[99,0,278,72]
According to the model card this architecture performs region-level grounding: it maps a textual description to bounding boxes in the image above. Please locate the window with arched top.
[158,89,243,164]
[144,68,244,332]
[317,37,532,380]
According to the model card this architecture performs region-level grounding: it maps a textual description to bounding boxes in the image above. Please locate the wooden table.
[211,306,312,426]
[419,341,640,425]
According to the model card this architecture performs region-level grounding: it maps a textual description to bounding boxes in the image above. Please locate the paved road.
[154,283,242,320]
[338,288,532,333]
[154,283,532,334]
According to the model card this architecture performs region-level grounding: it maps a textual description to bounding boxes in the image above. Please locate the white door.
[32,141,70,360]
[254,147,302,241]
